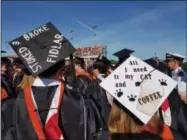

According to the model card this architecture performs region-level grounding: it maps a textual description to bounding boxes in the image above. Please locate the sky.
[1,1,186,60]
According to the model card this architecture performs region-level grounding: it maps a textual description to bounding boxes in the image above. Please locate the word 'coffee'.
[138,92,162,105]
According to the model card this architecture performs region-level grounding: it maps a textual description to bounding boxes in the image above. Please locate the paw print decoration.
[159,79,167,86]
[115,89,124,98]
[127,94,137,102]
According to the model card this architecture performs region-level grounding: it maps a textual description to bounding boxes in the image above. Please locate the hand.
[180,95,187,104]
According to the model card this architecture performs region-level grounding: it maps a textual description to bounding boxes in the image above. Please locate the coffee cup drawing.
[136,80,164,116]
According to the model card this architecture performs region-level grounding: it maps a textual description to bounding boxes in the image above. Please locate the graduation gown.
[83,74,111,140]
[1,98,16,138]
[85,75,111,126]
[3,78,86,140]
[165,89,187,140]
[1,74,14,100]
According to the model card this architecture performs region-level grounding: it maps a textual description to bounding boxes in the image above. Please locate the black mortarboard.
[113,48,135,60]
[144,57,158,69]
[1,50,7,53]
[12,58,22,66]
[100,56,111,66]
[1,57,11,66]
[165,52,185,62]
[9,22,76,76]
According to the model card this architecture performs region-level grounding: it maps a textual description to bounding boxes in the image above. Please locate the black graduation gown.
[3,83,86,140]
[85,77,111,127]
[166,89,187,140]
[1,98,16,138]
[1,74,14,100]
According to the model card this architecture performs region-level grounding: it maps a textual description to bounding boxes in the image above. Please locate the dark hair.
[93,62,107,74]
[74,57,85,68]
[39,59,65,78]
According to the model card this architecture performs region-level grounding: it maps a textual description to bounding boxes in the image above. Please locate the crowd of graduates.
[1,48,187,140]
[1,22,187,140]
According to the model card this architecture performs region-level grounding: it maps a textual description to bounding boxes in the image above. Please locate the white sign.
[100,55,177,124]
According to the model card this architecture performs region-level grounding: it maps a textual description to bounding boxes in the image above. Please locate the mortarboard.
[9,22,76,76]
[1,50,7,53]
[113,48,135,60]
[100,56,111,66]
[165,52,185,62]
[12,58,22,66]
[1,57,11,66]
[144,57,158,69]
[113,48,135,67]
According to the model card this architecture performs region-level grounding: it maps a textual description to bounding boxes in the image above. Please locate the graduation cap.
[1,50,7,53]
[9,22,76,76]
[113,48,135,59]
[12,58,22,66]
[144,57,158,69]
[113,48,135,66]
[165,52,185,62]
[1,57,11,66]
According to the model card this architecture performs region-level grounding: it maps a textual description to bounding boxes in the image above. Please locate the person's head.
[1,58,10,75]
[108,100,162,135]
[92,61,107,77]
[74,57,85,72]
[1,64,8,75]
[165,53,184,70]
[12,58,22,71]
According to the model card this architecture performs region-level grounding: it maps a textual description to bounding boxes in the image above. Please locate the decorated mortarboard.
[100,55,177,124]
[113,48,135,60]
[9,22,76,76]
[165,52,185,62]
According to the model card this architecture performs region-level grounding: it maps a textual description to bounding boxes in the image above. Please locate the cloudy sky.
[2,1,186,60]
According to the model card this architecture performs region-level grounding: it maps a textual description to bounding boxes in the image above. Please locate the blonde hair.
[108,102,161,134]
[17,75,35,90]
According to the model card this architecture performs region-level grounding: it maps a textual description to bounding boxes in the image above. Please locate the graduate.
[1,57,14,101]
[144,57,187,140]
[73,57,92,95]
[3,22,86,140]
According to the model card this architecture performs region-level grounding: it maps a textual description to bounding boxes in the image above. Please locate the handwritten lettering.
[138,92,162,105]
[18,47,42,73]
[46,34,63,63]
[23,25,49,41]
